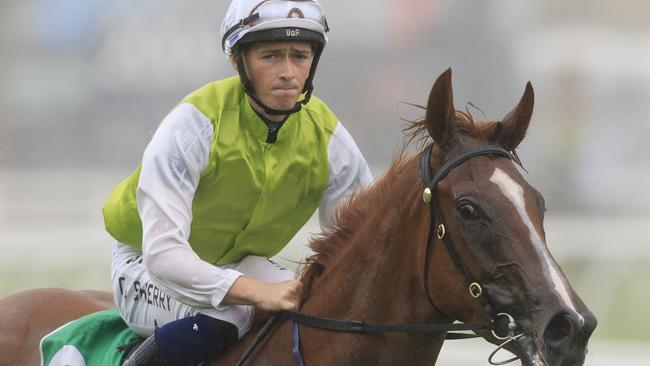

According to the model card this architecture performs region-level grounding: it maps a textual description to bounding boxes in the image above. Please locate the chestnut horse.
[0,69,596,366]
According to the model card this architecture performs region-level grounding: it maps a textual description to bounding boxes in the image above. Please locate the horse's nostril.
[544,313,573,344]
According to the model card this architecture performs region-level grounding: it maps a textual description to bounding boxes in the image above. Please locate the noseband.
[237,143,524,366]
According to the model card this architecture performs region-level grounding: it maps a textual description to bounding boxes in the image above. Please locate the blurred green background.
[1,0,649,364]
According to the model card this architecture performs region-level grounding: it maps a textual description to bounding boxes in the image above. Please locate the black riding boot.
[122,314,238,366]
[121,334,168,366]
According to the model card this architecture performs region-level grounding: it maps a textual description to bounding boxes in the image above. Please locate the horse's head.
[421,69,597,366]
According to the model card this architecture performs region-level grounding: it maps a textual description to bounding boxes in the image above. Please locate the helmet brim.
[223,18,327,55]
[236,26,326,49]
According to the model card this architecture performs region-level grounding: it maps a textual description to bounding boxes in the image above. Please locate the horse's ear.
[498,82,534,150]
[425,68,459,150]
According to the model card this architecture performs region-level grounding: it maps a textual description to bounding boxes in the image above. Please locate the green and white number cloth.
[40,309,138,366]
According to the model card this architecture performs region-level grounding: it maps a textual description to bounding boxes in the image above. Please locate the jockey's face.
[237,41,314,118]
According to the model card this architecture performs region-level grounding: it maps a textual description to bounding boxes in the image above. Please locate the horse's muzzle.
[515,309,597,366]
[539,310,597,366]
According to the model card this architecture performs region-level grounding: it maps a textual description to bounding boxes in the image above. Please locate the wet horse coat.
[0,69,596,366]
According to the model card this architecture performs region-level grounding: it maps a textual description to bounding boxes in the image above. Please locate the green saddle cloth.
[40,308,140,366]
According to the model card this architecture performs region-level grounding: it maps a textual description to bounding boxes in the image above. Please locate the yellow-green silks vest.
[103,76,338,264]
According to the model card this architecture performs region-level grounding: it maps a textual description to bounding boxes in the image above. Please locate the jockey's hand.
[223,276,302,312]
[255,279,302,312]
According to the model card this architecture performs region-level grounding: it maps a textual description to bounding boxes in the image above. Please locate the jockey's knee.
[155,314,239,365]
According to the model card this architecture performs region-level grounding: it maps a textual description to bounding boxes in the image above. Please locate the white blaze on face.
[489,168,584,324]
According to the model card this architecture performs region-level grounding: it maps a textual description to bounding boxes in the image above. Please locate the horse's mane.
[299,110,501,298]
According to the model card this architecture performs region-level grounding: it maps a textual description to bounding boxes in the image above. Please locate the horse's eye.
[458,203,479,219]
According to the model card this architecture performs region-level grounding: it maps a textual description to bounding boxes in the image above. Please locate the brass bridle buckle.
[436,224,446,239]
[422,187,432,203]
[469,282,483,298]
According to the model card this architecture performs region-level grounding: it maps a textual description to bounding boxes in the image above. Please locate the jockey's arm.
[137,104,249,310]
[318,122,373,231]
[223,276,302,311]
[136,105,309,313]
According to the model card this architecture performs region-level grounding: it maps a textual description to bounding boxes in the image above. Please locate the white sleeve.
[136,103,243,309]
[319,122,373,231]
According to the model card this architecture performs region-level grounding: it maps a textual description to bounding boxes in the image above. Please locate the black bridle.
[236,143,518,366]
[420,143,513,318]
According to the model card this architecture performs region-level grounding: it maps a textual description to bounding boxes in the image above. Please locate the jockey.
[104,0,372,365]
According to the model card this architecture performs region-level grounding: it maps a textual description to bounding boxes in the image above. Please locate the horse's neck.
[304,213,428,320]
[295,160,448,364]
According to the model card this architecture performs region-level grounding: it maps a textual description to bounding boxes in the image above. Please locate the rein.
[282,310,486,336]
[236,143,523,366]
[235,311,487,366]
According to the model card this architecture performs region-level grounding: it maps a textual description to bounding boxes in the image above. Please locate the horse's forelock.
[403,110,502,151]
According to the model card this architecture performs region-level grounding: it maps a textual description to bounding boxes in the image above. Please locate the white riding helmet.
[220,0,330,115]
[221,0,329,56]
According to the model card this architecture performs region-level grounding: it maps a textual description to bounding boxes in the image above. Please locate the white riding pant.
[111,242,295,338]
